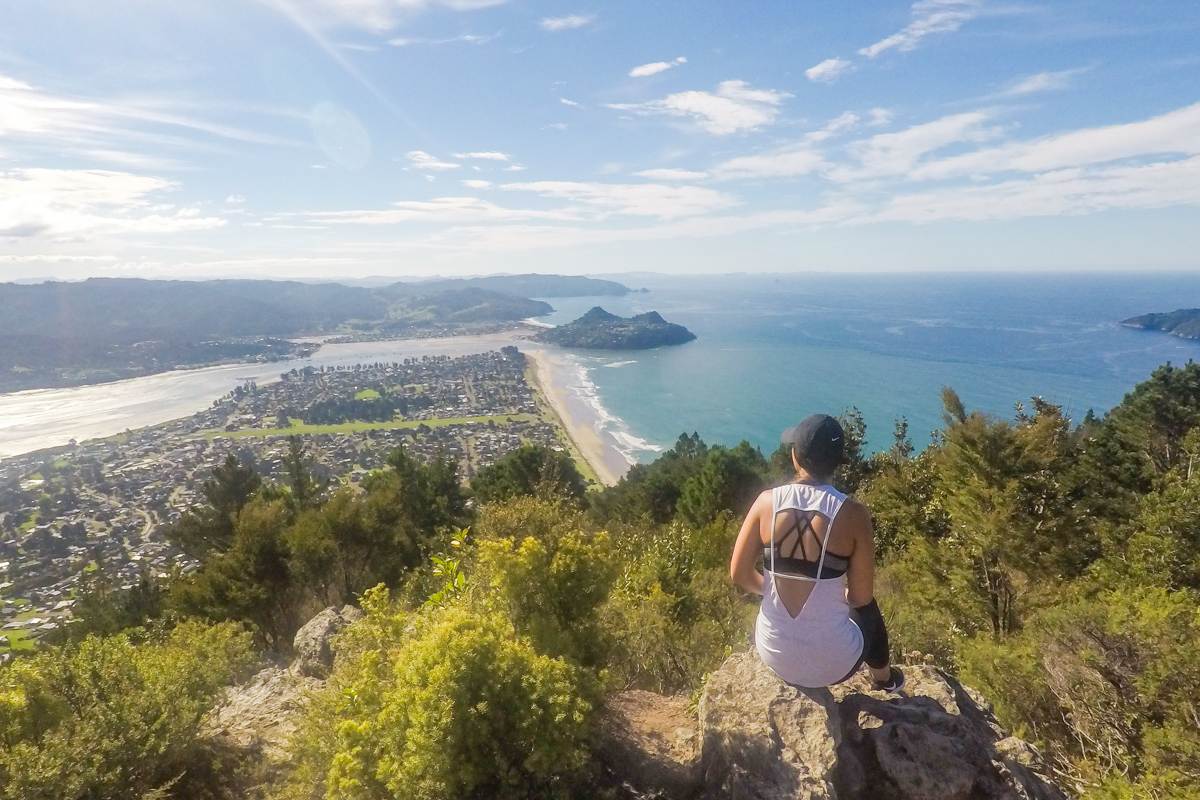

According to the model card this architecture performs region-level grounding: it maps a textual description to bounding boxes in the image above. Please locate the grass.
[201,413,540,440]
[0,627,38,654]
[354,388,381,400]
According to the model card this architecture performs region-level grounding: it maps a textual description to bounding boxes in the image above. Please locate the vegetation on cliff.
[4,361,1200,798]
[1122,307,1200,340]
[533,307,696,350]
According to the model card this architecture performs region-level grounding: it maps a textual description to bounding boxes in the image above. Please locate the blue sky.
[2,0,1199,280]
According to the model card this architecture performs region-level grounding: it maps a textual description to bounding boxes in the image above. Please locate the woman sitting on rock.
[729,414,904,691]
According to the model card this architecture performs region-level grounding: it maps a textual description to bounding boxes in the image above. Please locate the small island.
[534,307,696,350]
[1121,308,1200,340]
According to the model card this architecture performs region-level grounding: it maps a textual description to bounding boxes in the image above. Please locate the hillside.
[1121,308,1200,339]
[0,278,552,391]
[534,307,696,349]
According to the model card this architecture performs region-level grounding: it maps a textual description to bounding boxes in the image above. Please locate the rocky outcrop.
[292,604,363,679]
[201,605,361,779]
[600,652,1067,800]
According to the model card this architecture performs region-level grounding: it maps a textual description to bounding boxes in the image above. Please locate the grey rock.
[603,651,1068,800]
[291,604,363,679]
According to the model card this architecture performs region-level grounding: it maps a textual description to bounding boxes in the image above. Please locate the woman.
[729,413,903,691]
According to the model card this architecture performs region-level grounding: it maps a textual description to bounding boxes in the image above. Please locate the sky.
[1,0,1199,281]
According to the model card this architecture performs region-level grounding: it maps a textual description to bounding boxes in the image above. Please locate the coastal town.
[0,348,569,656]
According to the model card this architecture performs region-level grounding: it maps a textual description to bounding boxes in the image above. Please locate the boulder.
[291,604,363,678]
[602,651,1068,800]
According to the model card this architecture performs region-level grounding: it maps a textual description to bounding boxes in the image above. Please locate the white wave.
[557,354,663,466]
[602,360,637,368]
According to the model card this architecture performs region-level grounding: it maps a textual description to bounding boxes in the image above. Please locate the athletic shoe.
[871,666,905,693]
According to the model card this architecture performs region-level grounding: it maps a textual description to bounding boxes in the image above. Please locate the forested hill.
[0,276,578,391]
[534,307,696,349]
[1122,307,1200,339]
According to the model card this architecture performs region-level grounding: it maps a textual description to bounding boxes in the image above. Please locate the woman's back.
[754,482,864,687]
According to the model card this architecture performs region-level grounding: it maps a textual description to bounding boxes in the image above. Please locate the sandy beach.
[523,347,630,487]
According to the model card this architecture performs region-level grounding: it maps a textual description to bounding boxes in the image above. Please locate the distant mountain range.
[1121,308,1200,340]
[534,307,696,350]
[0,274,630,391]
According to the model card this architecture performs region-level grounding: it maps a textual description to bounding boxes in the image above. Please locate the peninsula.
[1121,308,1200,340]
[534,307,696,350]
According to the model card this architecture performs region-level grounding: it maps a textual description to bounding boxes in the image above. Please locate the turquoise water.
[535,273,1200,461]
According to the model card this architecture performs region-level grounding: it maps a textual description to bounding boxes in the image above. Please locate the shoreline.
[523,347,628,487]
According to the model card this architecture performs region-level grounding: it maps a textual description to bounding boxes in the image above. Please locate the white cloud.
[608,79,790,136]
[805,111,861,143]
[461,179,492,188]
[911,101,1200,180]
[503,164,526,172]
[405,150,461,171]
[633,168,709,181]
[225,194,247,204]
[859,0,981,59]
[500,180,737,219]
[560,97,582,108]
[868,107,894,127]
[453,151,510,161]
[830,110,999,181]
[545,122,568,131]
[0,168,225,240]
[805,57,852,83]
[539,14,595,31]
[1001,67,1089,96]
[629,56,687,78]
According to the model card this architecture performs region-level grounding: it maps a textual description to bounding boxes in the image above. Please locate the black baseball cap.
[781,414,844,474]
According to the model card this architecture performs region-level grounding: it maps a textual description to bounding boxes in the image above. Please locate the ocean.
[532,272,1200,465]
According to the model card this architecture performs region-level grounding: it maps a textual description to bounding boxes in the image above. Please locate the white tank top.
[754,482,864,688]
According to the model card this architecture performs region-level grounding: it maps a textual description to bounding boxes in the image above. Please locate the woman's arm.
[843,500,877,608]
[729,491,768,596]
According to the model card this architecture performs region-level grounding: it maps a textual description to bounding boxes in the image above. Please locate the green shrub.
[0,621,254,800]
[280,589,598,800]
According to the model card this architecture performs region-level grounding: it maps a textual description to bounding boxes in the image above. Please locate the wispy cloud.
[805,57,852,83]
[0,72,300,168]
[453,150,511,161]
[388,31,499,46]
[1000,66,1090,96]
[830,110,1000,181]
[608,80,790,136]
[633,168,709,181]
[910,101,1200,180]
[404,150,461,170]
[267,0,509,34]
[859,0,982,59]
[629,56,687,78]
[500,180,737,218]
[461,178,492,188]
[539,13,595,32]
[559,97,582,108]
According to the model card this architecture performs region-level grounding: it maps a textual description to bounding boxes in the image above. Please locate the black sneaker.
[871,667,905,693]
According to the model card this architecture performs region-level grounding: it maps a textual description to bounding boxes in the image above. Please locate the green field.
[202,413,539,440]
[354,388,381,400]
